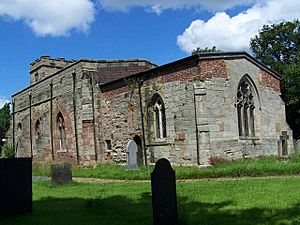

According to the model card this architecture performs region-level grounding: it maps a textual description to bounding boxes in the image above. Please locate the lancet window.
[57,112,66,151]
[152,94,167,139]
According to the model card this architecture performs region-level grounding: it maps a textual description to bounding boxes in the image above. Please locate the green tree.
[250,20,300,139]
[0,103,11,148]
[191,46,221,55]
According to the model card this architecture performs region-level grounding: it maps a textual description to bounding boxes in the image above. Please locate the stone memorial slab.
[126,140,138,169]
[0,158,32,214]
[51,162,72,185]
[277,140,282,157]
[280,131,289,157]
[294,140,300,155]
[151,158,178,225]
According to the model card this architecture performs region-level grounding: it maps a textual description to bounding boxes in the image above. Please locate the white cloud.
[0,96,9,109]
[177,0,300,53]
[98,0,257,14]
[0,0,96,36]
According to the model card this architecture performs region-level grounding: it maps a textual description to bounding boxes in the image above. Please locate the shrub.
[1,143,14,158]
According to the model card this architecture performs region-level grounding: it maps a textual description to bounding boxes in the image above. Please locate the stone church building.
[11,52,292,165]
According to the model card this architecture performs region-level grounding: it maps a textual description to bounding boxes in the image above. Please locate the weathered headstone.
[51,162,72,185]
[294,140,300,155]
[151,158,178,225]
[280,131,289,157]
[126,140,138,169]
[0,158,32,214]
[277,140,282,157]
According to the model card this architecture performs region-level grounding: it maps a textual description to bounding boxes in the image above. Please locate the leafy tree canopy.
[191,46,221,55]
[250,20,300,138]
[0,103,11,147]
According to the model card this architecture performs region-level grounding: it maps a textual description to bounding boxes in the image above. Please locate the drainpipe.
[138,78,147,166]
[12,100,15,156]
[72,70,80,165]
[193,86,201,165]
[29,92,33,158]
[91,74,98,162]
[50,81,54,160]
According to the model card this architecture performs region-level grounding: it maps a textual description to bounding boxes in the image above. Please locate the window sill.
[57,149,67,153]
[146,140,170,146]
[239,137,260,141]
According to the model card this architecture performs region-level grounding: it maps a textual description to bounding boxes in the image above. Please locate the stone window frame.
[34,72,39,83]
[35,119,41,140]
[150,93,167,140]
[236,74,261,140]
[105,140,112,151]
[17,122,22,133]
[56,112,67,152]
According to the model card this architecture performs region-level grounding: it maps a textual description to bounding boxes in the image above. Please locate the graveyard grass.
[1,177,300,225]
[33,155,300,180]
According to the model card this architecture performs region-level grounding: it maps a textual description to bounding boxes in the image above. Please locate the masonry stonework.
[11,53,292,166]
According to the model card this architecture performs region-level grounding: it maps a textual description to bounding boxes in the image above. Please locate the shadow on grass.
[1,194,300,225]
[178,198,300,225]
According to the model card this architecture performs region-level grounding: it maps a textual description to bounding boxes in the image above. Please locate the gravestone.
[151,158,178,225]
[295,140,300,155]
[0,158,32,214]
[277,140,282,157]
[126,140,138,169]
[51,162,72,185]
[280,131,289,157]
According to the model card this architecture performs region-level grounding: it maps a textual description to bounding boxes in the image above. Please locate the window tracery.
[237,80,256,138]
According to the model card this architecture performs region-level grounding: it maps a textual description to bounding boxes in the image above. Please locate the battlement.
[30,56,76,84]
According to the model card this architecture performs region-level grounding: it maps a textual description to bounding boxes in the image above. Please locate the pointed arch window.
[57,112,66,151]
[17,123,22,134]
[152,94,167,139]
[236,78,256,138]
[35,119,41,138]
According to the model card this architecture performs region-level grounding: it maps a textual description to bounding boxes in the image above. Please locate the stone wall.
[100,56,292,165]
[13,61,99,164]
[12,58,153,164]
[11,53,292,166]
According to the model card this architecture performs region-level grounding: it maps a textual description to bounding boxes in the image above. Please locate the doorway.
[133,135,143,166]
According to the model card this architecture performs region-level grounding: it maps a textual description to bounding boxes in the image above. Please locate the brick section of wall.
[259,70,281,92]
[98,61,155,84]
[199,60,227,80]
[160,59,227,84]
[102,86,128,100]
[161,61,199,83]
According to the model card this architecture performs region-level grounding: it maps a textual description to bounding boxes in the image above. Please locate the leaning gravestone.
[51,162,72,185]
[126,140,138,169]
[0,158,32,214]
[151,158,178,225]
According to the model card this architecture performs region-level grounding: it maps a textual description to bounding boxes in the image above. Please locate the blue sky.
[0,0,299,107]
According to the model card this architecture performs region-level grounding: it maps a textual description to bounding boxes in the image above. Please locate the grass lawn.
[33,156,300,180]
[1,177,300,225]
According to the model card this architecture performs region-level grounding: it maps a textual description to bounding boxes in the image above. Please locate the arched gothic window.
[35,119,41,138]
[152,94,167,139]
[236,78,256,138]
[17,123,22,134]
[57,112,66,151]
